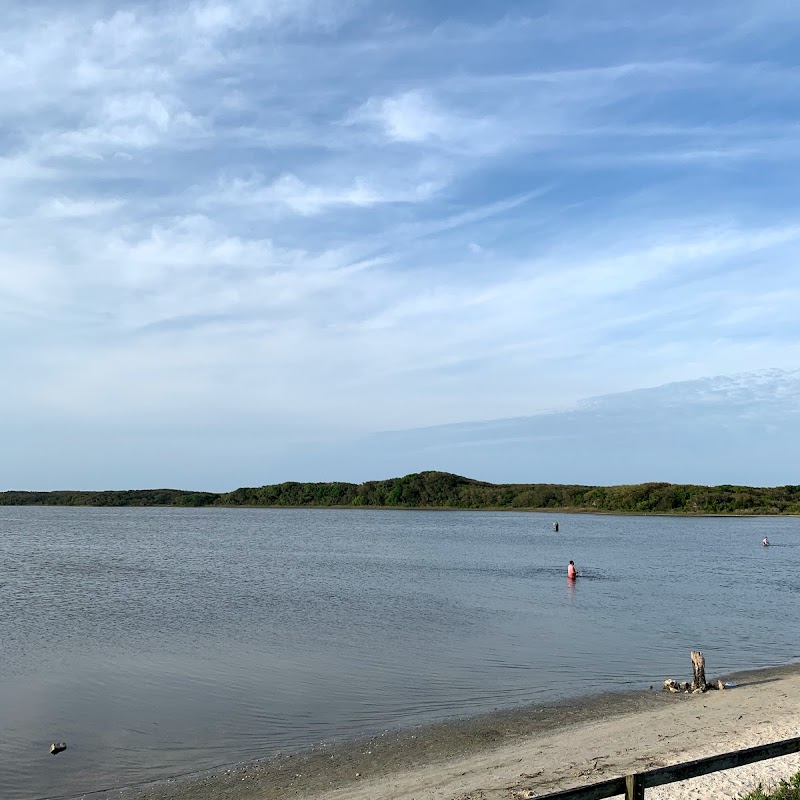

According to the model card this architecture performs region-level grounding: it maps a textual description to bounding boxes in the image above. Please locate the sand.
[129,664,800,800]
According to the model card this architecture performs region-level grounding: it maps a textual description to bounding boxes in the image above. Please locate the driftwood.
[691,651,707,690]
[663,651,726,694]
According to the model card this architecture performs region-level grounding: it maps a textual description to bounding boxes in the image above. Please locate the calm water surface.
[1,507,799,799]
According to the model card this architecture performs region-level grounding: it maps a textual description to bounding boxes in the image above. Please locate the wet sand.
[120,662,800,800]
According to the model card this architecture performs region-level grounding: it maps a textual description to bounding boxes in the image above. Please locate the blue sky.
[3,1,800,490]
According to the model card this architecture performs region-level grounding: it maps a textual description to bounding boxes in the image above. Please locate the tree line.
[3,471,800,514]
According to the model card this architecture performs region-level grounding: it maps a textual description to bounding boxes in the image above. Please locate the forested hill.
[0,489,219,507]
[3,471,800,514]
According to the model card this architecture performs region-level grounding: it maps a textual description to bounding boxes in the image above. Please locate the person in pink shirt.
[568,560,578,579]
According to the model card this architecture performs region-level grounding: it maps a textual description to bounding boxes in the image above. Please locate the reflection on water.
[1,507,798,799]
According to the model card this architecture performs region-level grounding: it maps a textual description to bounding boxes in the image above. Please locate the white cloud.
[370,90,452,143]
[35,92,205,159]
[39,197,124,218]
[347,60,720,161]
[199,171,441,216]
[351,89,506,154]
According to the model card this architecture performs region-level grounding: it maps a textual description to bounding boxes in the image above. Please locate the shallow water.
[1,507,798,800]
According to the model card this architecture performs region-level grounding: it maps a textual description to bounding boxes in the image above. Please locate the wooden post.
[625,773,644,800]
[691,650,706,690]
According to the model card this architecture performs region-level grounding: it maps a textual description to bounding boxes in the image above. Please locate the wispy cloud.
[38,197,125,218]
[293,368,800,486]
[352,89,491,147]
[198,171,441,216]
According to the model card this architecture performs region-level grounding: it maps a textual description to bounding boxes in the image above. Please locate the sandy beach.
[127,663,800,800]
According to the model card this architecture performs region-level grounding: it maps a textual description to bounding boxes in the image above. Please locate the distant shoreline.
[4,503,800,517]
[3,470,800,515]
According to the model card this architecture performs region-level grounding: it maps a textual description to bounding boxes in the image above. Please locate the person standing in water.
[568,560,577,579]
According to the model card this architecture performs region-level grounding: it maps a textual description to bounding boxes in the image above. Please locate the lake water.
[2,507,799,800]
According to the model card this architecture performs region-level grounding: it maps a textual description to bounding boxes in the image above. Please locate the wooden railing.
[535,735,800,800]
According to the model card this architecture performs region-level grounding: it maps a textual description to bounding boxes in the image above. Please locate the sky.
[3,0,800,490]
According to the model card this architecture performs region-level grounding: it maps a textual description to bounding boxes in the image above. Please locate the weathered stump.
[663,651,727,693]
[691,650,706,691]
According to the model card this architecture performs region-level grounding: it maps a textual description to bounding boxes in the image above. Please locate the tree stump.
[691,650,706,690]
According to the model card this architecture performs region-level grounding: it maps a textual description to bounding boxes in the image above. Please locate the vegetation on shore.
[0,489,218,507]
[3,471,800,514]
[740,771,800,800]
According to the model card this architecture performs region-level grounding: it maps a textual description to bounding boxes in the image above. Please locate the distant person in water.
[568,560,578,579]
[553,521,559,532]
[762,537,770,547]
